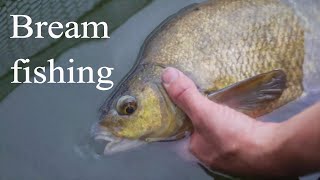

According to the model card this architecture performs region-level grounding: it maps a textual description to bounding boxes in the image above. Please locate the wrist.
[248,121,289,176]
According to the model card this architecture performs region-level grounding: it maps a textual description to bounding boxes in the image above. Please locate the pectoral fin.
[206,70,287,117]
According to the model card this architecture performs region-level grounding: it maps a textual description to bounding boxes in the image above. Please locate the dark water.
[0,0,319,179]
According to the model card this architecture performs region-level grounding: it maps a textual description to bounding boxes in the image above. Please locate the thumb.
[161,67,210,120]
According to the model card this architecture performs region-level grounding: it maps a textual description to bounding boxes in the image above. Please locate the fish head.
[92,77,184,155]
[100,83,170,139]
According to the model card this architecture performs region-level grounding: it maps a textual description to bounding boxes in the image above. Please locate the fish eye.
[116,95,137,115]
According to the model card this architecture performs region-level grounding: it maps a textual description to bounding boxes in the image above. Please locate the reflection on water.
[0,0,319,179]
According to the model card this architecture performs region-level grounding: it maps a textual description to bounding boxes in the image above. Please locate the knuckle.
[189,135,198,154]
[174,86,193,103]
[188,144,195,154]
[189,139,195,152]
[189,146,198,158]
[170,75,197,103]
[207,156,216,167]
[220,143,239,161]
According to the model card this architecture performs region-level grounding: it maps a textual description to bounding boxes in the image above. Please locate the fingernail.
[162,67,179,85]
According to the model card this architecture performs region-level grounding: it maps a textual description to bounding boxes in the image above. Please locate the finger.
[189,132,212,164]
[161,67,210,120]
[189,132,201,156]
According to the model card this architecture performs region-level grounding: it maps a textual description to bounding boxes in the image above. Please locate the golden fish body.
[94,0,319,154]
[142,0,305,114]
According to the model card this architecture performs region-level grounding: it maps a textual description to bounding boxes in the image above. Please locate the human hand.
[161,67,284,177]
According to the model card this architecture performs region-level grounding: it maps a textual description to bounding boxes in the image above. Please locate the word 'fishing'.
[11,59,114,91]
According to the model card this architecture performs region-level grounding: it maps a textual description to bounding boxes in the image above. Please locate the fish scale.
[142,0,304,112]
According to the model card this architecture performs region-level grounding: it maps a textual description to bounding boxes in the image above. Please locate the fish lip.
[91,122,116,141]
[91,122,145,155]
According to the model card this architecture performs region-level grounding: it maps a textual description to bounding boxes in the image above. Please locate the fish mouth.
[91,122,145,155]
